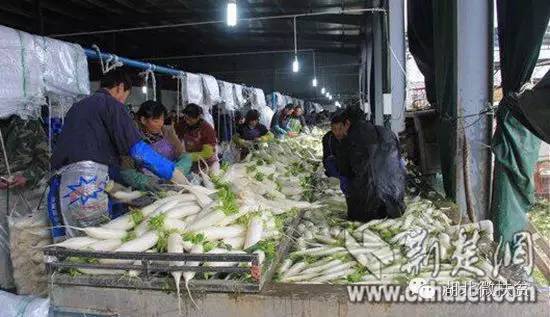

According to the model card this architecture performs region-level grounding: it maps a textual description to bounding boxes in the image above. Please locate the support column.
[455,0,492,220]
[372,11,384,125]
[389,0,406,133]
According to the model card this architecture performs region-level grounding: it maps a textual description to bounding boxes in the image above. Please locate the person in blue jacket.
[270,103,297,138]
[48,69,191,239]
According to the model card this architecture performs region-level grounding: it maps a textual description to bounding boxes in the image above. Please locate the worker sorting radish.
[322,106,406,222]
[48,69,192,241]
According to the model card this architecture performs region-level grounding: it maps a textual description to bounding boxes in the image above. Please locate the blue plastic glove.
[130,140,175,180]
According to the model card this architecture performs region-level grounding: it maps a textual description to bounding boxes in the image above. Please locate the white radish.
[181,240,195,252]
[223,236,245,250]
[101,213,134,231]
[282,261,306,278]
[243,217,263,249]
[84,239,123,251]
[134,220,149,237]
[182,185,214,207]
[70,227,127,240]
[49,236,98,249]
[309,268,357,283]
[322,262,355,275]
[165,204,201,219]
[147,199,185,218]
[112,190,143,202]
[345,231,369,267]
[183,243,203,309]
[198,163,215,190]
[163,218,188,232]
[253,250,265,265]
[291,246,346,257]
[199,225,246,241]
[185,214,198,224]
[217,209,249,227]
[301,259,342,275]
[277,259,293,276]
[204,248,242,267]
[141,194,196,217]
[281,272,321,282]
[186,210,226,232]
[115,231,159,253]
[167,232,185,315]
[101,211,141,230]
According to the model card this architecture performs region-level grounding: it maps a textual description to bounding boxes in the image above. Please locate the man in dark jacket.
[322,111,351,196]
[331,107,405,222]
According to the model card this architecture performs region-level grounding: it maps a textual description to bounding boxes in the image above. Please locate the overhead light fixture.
[312,78,317,87]
[141,85,147,94]
[291,17,299,73]
[292,56,299,73]
[335,101,341,107]
[329,95,333,100]
[325,92,329,98]
[321,87,326,94]
[227,0,237,27]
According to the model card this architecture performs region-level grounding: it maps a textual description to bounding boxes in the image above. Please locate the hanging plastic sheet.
[254,88,266,109]
[233,84,246,108]
[257,105,274,128]
[490,0,549,243]
[201,74,221,107]
[218,80,236,112]
[35,36,90,97]
[182,72,204,105]
[265,93,273,109]
[0,26,44,119]
[273,92,285,109]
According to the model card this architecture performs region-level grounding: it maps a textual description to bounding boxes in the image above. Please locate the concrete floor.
[50,283,550,317]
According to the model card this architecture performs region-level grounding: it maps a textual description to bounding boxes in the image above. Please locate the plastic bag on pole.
[252,88,266,109]
[233,84,246,108]
[218,80,236,111]
[35,36,90,97]
[201,74,221,107]
[182,72,204,105]
[0,25,44,119]
[257,105,274,128]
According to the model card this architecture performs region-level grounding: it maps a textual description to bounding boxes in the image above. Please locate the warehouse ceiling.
[0,0,372,60]
[0,0,380,100]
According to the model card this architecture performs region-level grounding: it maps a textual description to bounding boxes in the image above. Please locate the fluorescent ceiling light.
[227,1,237,27]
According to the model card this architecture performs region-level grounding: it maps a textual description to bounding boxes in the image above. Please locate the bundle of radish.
[276,194,506,285]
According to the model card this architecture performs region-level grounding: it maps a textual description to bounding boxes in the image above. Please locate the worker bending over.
[322,111,351,197]
[49,69,190,238]
[175,104,220,173]
[289,104,308,134]
[270,104,297,138]
[120,100,190,192]
[234,109,274,158]
[331,107,405,222]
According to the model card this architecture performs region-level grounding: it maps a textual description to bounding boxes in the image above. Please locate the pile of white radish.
[276,195,507,285]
